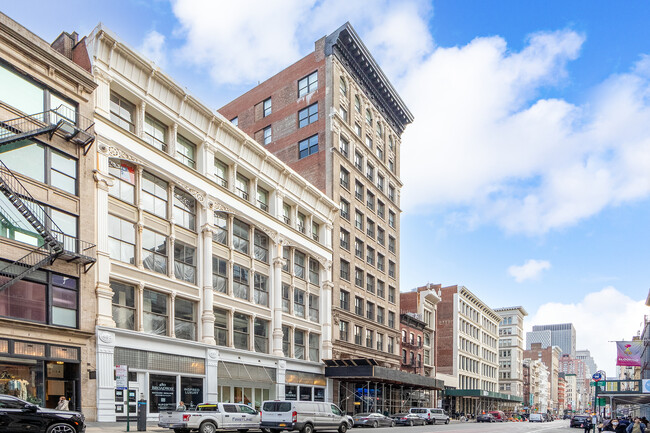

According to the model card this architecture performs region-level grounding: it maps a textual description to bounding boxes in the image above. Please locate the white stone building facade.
[86,26,338,421]
[495,306,527,404]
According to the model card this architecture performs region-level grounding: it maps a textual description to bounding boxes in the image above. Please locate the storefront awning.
[444,389,523,403]
[324,364,443,390]
[217,361,276,384]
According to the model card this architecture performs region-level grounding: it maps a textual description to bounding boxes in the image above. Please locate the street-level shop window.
[285,385,297,400]
[149,374,176,413]
[175,298,196,341]
[143,289,168,336]
[141,171,168,219]
[299,386,312,401]
[111,281,135,330]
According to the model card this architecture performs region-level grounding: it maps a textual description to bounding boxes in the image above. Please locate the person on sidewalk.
[176,401,186,412]
[627,418,646,433]
[55,396,69,411]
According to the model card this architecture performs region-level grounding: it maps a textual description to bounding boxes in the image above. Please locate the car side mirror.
[23,404,38,413]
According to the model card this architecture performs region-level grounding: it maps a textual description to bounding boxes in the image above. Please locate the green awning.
[443,389,523,403]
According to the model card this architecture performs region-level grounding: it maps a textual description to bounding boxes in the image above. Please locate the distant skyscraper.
[576,350,598,375]
[526,330,552,350]
[530,323,576,358]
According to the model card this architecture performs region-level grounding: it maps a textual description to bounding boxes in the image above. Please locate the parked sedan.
[391,413,426,426]
[476,413,496,423]
[353,413,395,428]
[0,394,86,433]
[570,415,590,428]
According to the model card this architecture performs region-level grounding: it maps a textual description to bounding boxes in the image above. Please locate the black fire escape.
[0,106,96,292]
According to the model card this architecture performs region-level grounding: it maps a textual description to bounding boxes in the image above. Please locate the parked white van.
[261,401,349,433]
[409,408,450,425]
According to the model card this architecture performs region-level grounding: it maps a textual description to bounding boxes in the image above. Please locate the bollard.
[137,399,147,431]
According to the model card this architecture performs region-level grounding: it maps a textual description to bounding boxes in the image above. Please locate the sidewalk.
[86,422,168,432]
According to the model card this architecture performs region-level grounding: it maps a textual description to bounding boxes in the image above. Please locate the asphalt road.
[87,420,575,433]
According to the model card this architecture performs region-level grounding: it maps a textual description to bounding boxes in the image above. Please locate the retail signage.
[115,365,128,390]
[616,341,643,366]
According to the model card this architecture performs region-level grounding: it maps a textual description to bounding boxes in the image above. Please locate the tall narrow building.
[221,23,442,413]
[495,306,527,412]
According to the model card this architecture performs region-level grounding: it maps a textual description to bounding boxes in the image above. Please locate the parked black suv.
[0,394,85,432]
[570,415,590,428]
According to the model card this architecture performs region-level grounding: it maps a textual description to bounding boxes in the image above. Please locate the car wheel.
[199,421,218,433]
[372,421,378,428]
[408,420,413,427]
[302,423,314,433]
[46,424,76,433]
[445,419,449,425]
[339,423,348,433]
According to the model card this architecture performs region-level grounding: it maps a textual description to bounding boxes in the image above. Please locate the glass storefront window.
[0,362,44,406]
[149,374,176,413]
[181,376,203,410]
[285,385,297,401]
[314,388,325,402]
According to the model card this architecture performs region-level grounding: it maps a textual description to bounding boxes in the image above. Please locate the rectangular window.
[282,325,291,357]
[231,117,238,126]
[143,289,168,336]
[366,274,375,293]
[263,126,272,145]
[389,286,396,304]
[108,214,135,264]
[212,256,227,293]
[376,145,383,161]
[297,212,306,234]
[233,312,249,350]
[214,158,229,188]
[175,298,196,341]
[339,290,350,310]
[50,149,77,195]
[110,92,135,132]
[254,318,269,353]
[377,333,384,351]
[282,202,291,225]
[233,264,249,300]
[254,273,269,307]
[142,171,168,218]
[298,71,318,97]
[355,238,364,259]
[339,136,349,156]
[388,336,394,354]
[377,227,385,246]
[312,221,319,242]
[339,166,349,189]
[355,210,363,230]
[298,103,318,128]
[142,229,167,274]
[355,296,364,316]
[366,302,375,321]
[309,258,319,285]
[340,198,349,220]
[257,187,269,212]
[367,246,375,266]
[339,321,349,341]
[355,180,364,201]
[340,259,350,281]
[254,230,269,263]
[377,253,385,272]
[389,185,396,203]
[176,134,196,169]
[309,294,319,322]
[309,334,320,362]
[366,330,373,348]
[365,135,372,149]
[294,251,305,279]
[0,64,45,115]
[377,174,384,192]
[340,229,350,250]
[389,261,396,278]
[108,159,135,204]
[377,201,385,219]
[293,289,305,318]
[367,191,375,211]
[340,105,348,123]
[355,123,361,137]
[214,308,228,346]
[111,281,135,330]
[233,219,250,254]
[366,219,375,238]
[173,188,196,231]
[388,311,395,328]
[282,284,291,313]
[174,242,196,284]
[377,307,385,325]
[366,164,374,181]
[235,173,249,200]
[354,325,362,345]
[354,268,364,288]
[388,235,396,253]
[389,210,396,228]
[49,274,78,328]
[282,246,290,272]
[294,330,305,360]
[144,114,167,152]
[377,280,385,298]
[354,151,363,170]
[263,98,272,117]
[298,134,319,159]
[214,212,228,245]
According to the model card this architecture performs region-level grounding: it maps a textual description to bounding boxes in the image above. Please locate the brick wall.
[436,285,459,374]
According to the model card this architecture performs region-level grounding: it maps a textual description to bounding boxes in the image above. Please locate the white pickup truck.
[158,402,261,433]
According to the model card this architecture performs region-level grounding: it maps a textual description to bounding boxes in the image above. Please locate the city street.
[86,420,574,433]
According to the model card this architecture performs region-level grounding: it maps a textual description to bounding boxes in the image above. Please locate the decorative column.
[137,100,146,138]
[137,282,145,331]
[272,241,286,356]
[170,292,176,338]
[321,262,334,360]
[135,166,144,269]
[206,348,219,403]
[168,182,176,279]
[202,224,216,345]
[250,314,256,352]
[231,163,238,194]
[96,330,117,422]
[252,177,258,206]
[227,307,235,348]
[169,123,178,159]
[94,146,115,327]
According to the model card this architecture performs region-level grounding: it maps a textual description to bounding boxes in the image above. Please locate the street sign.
[116,364,128,390]
[592,372,602,381]
[590,381,605,386]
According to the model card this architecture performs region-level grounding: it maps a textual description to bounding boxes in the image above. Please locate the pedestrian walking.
[627,418,646,433]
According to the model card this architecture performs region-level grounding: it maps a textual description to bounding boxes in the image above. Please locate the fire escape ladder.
[0,245,61,292]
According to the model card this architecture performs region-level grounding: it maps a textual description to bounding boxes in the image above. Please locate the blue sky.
[4,1,649,374]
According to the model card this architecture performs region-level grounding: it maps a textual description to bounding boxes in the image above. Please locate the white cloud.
[526,288,647,377]
[508,259,551,283]
[140,30,167,67]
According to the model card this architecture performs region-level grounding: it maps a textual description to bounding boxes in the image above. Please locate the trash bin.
[137,399,147,431]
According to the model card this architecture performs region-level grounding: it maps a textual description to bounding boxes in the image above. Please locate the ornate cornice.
[98,142,144,165]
